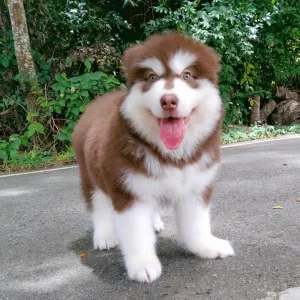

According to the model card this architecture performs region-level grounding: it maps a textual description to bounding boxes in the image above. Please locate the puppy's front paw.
[153,215,164,233]
[93,230,118,250]
[196,235,234,259]
[126,256,162,283]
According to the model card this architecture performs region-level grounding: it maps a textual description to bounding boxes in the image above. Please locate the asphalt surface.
[1,136,300,300]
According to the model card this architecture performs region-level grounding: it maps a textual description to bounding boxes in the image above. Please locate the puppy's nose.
[160,94,178,111]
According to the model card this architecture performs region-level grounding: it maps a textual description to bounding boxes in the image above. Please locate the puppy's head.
[121,33,222,156]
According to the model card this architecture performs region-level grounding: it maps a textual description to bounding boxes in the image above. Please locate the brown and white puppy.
[72,32,234,283]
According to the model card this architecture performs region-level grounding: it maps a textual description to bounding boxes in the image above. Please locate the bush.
[23,0,131,59]
[50,71,124,142]
[0,71,124,167]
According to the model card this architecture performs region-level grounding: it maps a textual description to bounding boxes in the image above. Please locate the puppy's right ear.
[122,44,144,80]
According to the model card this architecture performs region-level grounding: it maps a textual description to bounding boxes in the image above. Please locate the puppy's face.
[121,33,222,156]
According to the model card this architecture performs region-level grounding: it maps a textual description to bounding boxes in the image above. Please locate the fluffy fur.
[72,32,234,283]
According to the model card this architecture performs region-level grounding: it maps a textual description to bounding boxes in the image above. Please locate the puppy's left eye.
[149,74,157,82]
[183,72,192,80]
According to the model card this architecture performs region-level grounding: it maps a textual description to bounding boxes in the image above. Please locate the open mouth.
[158,116,190,123]
[157,115,191,150]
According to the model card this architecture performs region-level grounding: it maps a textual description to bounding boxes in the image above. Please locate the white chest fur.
[123,151,219,206]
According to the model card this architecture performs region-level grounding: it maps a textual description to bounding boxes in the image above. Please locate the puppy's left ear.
[122,43,144,80]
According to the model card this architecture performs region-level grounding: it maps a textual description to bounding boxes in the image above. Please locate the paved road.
[1,136,300,300]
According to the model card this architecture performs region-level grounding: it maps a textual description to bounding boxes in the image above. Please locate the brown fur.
[72,32,223,212]
[203,186,213,205]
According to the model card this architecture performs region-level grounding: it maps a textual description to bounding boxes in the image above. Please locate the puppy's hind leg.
[92,189,118,250]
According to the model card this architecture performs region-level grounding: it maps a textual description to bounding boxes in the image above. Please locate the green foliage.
[253,2,300,89]
[0,71,123,165]
[0,30,16,71]
[23,0,131,59]
[0,135,21,161]
[50,72,121,141]
[0,30,18,100]
[49,71,124,141]
[33,52,52,84]
[0,29,52,87]
[0,148,75,173]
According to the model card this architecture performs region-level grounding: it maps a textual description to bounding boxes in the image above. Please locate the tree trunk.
[270,100,300,125]
[7,0,35,76]
[7,0,41,147]
[260,100,277,123]
[7,0,37,109]
[250,95,260,125]
[276,86,300,102]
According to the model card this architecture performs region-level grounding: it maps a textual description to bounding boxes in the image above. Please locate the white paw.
[153,218,164,233]
[153,214,164,233]
[196,235,235,259]
[126,256,162,283]
[93,230,118,250]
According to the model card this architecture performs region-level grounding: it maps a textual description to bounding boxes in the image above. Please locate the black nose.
[160,94,178,111]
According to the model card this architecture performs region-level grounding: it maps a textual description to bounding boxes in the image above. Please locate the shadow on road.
[68,231,211,288]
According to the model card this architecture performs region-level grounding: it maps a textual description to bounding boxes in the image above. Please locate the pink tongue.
[159,118,185,150]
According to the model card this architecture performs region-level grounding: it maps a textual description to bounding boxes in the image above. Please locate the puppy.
[72,32,234,283]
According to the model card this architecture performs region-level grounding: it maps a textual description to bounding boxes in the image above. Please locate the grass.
[222,123,300,144]
[0,148,75,173]
[1,123,299,174]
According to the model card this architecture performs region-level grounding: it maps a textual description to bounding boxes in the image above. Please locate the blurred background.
[0,0,299,172]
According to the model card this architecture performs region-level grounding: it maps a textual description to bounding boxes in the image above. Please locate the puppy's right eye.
[148,74,157,82]
[183,72,192,81]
